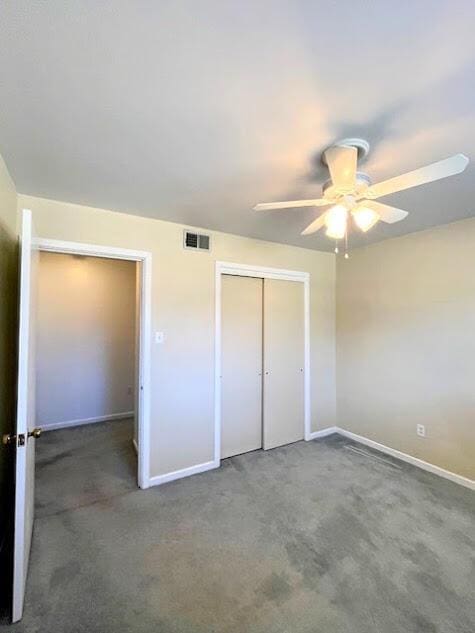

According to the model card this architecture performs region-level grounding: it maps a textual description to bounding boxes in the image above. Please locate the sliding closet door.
[263,279,304,450]
[221,275,263,459]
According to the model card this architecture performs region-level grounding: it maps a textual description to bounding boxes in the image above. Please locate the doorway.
[36,239,152,489]
[11,213,153,622]
[36,252,138,513]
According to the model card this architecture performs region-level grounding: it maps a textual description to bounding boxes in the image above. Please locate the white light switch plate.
[155,331,165,344]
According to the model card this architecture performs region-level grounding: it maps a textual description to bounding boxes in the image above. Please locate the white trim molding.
[214,260,312,470]
[335,428,475,491]
[149,461,217,487]
[36,237,152,489]
[41,411,134,432]
[307,426,337,440]
[35,238,151,262]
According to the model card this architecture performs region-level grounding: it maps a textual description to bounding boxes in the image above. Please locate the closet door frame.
[214,261,311,468]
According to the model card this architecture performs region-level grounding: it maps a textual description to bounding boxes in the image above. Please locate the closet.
[221,274,305,459]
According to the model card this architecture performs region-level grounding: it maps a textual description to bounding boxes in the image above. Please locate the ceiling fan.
[254,138,469,253]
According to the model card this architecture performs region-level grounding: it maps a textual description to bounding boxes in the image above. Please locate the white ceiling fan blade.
[301,212,327,235]
[361,200,408,224]
[324,145,357,190]
[253,198,330,211]
[367,153,469,199]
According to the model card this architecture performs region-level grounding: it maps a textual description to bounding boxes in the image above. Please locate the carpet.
[5,419,475,632]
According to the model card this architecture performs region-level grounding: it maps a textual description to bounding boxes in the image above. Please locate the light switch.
[155,331,165,344]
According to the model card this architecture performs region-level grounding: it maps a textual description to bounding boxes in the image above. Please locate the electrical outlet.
[127,386,133,396]
[416,424,426,438]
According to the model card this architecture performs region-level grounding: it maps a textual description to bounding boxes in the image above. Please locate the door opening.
[35,238,152,492]
[35,252,138,513]
[11,212,152,623]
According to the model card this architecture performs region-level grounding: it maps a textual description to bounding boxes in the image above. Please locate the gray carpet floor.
[6,419,475,633]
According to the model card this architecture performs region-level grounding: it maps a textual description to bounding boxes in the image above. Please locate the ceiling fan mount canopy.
[321,138,370,166]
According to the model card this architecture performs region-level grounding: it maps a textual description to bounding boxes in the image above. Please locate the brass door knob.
[2,434,15,446]
[28,428,42,439]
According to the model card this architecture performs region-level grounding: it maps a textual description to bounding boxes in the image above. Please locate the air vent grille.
[198,234,210,250]
[185,231,198,248]
[184,230,211,252]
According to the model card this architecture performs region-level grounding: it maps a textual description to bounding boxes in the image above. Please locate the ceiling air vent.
[183,230,211,252]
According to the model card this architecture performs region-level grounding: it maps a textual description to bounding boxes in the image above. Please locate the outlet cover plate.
[416,424,426,438]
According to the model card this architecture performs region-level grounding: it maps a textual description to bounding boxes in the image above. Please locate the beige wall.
[37,252,136,428]
[14,192,475,482]
[337,218,475,480]
[19,194,336,478]
[0,154,18,542]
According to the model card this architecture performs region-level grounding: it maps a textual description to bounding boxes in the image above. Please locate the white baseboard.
[42,411,135,432]
[149,460,218,487]
[144,426,474,492]
[307,426,337,440]
[132,438,138,454]
[336,427,474,491]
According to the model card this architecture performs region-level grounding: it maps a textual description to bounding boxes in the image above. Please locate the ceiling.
[1,1,474,252]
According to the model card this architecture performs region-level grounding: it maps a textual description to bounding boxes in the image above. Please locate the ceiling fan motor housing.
[321,138,371,199]
[322,172,372,199]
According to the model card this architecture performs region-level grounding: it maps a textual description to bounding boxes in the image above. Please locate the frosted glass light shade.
[352,206,380,232]
[325,204,348,240]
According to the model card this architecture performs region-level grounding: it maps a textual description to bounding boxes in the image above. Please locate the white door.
[263,278,304,450]
[12,209,39,622]
[221,275,263,458]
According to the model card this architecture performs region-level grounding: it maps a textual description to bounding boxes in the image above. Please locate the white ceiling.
[1,1,474,251]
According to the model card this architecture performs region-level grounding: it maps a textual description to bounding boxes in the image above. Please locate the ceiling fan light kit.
[324,204,348,240]
[351,206,380,232]
[254,137,469,259]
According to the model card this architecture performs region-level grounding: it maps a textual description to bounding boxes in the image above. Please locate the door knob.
[28,428,42,439]
[2,433,26,446]
[2,433,15,446]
